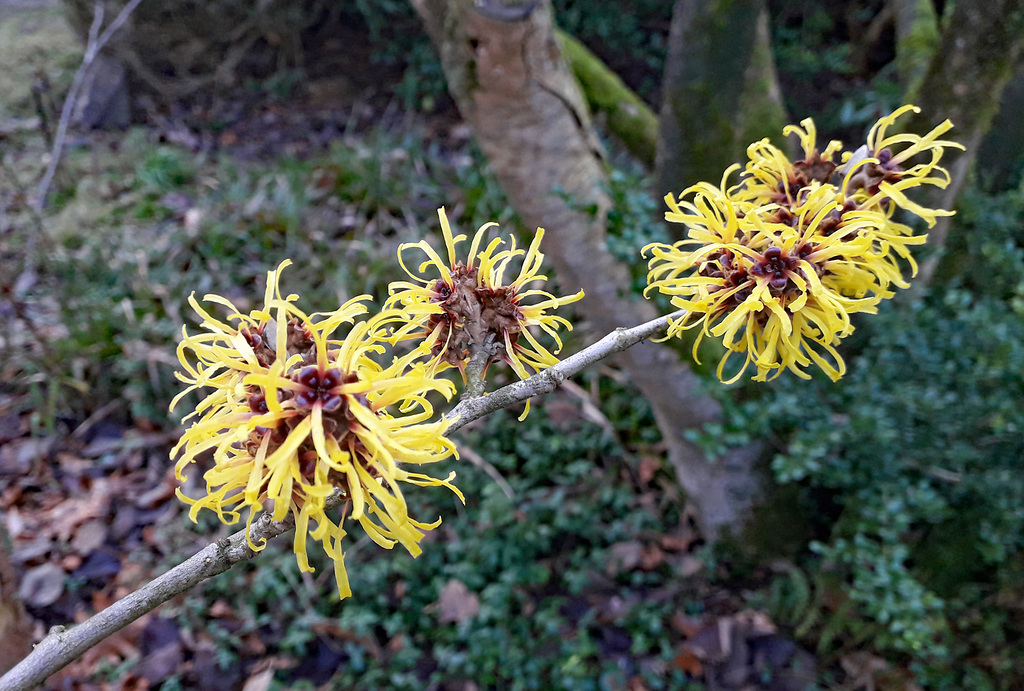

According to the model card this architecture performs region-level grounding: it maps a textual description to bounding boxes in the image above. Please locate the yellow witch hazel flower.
[645,105,962,383]
[171,260,462,598]
[385,207,583,413]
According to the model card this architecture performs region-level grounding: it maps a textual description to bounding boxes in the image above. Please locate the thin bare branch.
[458,444,515,499]
[34,0,144,211]
[445,309,683,434]
[20,0,144,291]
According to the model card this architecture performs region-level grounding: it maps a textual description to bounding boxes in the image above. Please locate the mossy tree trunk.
[409,0,762,538]
[656,0,787,231]
[976,64,1024,191]
[557,30,659,168]
[900,0,1024,292]
[893,0,939,91]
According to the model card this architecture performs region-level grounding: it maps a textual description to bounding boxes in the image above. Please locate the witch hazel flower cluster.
[172,213,581,597]
[644,105,962,383]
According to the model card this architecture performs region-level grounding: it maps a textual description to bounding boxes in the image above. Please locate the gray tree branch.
[34,0,144,213]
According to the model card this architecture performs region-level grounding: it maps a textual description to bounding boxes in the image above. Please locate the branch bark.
[446,310,683,433]
[34,0,144,213]
[0,308,683,690]
[410,0,762,536]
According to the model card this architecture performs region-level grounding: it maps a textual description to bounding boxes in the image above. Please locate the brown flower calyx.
[241,362,376,502]
[701,249,752,309]
[427,263,524,369]
[240,320,317,368]
[241,326,274,367]
[293,366,345,411]
[286,319,315,354]
[792,149,837,186]
[816,200,858,237]
[843,147,905,194]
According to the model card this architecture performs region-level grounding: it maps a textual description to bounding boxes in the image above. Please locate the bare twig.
[463,336,498,399]
[0,308,684,689]
[560,378,620,444]
[34,0,145,208]
[32,0,104,214]
[445,310,684,434]
[70,400,123,439]
[20,0,144,290]
[458,444,515,500]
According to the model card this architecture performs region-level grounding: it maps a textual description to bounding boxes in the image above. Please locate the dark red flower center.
[293,365,344,411]
[751,246,800,292]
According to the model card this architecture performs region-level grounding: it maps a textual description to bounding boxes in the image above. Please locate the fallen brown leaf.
[18,562,65,607]
[72,519,109,554]
[61,554,83,572]
[92,586,116,612]
[436,579,480,624]
[241,632,268,657]
[81,631,140,667]
[676,555,704,577]
[49,483,111,542]
[626,675,651,691]
[637,456,661,485]
[241,666,275,691]
[0,534,33,674]
[734,609,776,637]
[671,649,703,676]
[840,651,891,690]
[0,437,54,475]
[606,541,644,575]
[208,600,235,619]
[659,533,696,552]
[670,612,702,639]
[640,544,665,571]
[117,674,150,691]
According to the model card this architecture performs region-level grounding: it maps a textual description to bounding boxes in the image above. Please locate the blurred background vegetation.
[1,0,1023,689]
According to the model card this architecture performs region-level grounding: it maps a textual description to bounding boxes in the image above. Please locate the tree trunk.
[905,0,1024,291]
[977,63,1024,191]
[410,0,762,537]
[656,0,787,225]
[892,0,939,91]
[558,30,659,169]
